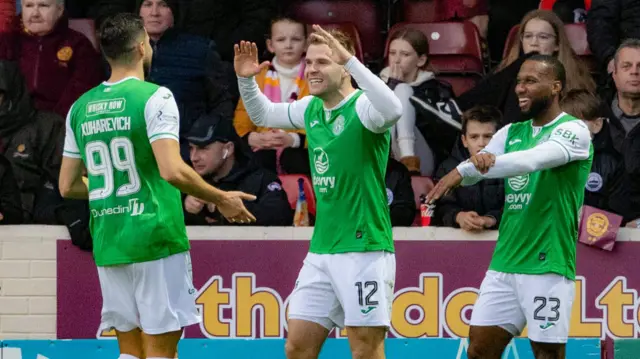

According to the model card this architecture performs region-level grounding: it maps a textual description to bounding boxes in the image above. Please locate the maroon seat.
[291,0,381,63]
[68,19,98,50]
[386,21,484,74]
[401,0,443,23]
[279,174,316,216]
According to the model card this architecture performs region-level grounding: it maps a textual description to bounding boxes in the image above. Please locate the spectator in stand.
[457,10,595,125]
[0,59,63,223]
[0,155,21,224]
[381,28,462,176]
[381,28,435,175]
[138,0,236,162]
[0,0,103,118]
[179,0,275,63]
[586,0,640,75]
[433,105,504,232]
[561,89,625,212]
[0,0,15,31]
[597,39,640,228]
[385,157,416,227]
[234,16,310,176]
[183,114,293,226]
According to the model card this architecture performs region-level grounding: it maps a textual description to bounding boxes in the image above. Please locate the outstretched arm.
[348,57,403,133]
[237,77,310,130]
[457,120,591,186]
[235,41,308,130]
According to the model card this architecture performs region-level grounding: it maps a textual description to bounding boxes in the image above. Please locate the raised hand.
[308,24,353,65]
[234,41,270,78]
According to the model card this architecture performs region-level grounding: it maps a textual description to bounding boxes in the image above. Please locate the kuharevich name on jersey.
[81,117,131,136]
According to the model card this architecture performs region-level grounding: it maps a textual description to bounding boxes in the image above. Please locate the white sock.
[119,355,139,359]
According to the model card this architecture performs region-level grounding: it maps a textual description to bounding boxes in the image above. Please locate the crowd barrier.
[0,338,602,358]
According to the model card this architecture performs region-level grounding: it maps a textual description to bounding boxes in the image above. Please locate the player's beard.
[521,94,552,118]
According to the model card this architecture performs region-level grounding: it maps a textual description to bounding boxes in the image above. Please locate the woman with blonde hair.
[457,9,595,124]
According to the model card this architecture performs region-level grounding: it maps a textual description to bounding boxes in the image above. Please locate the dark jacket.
[0,60,64,221]
[599,84,640,223]
[385,157,416,227]
[433,139,504,229]
[586,0,640,70]
[0,155,23,224]
[147,28,236,161]
[401,77,463,169]
[457,53,532,126]
[85,0,136,29]
[0,16,103,117]
[178,0,275,62]
[184,158,293,226]
[583,120,625,212]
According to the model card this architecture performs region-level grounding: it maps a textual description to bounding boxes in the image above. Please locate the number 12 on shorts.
[355,281,379,314]
[533,296,560,329]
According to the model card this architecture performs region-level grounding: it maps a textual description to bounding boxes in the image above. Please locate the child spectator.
[234,16,310,175]
[434,105,504,231]
[561,89,625,213]
[381,28,449,176]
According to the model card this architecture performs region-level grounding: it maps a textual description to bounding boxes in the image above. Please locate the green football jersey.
[63,77,189,266]
[489,113,593,280]
[303,90,394,254]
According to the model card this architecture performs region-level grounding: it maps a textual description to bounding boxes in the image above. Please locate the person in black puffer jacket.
[433,105,504,231]
[560,89,625,213]
[137,0,236,162]
[586,0,640,76]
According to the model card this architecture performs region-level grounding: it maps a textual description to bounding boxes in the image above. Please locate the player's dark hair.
[527,54,567,92]
[461,105,502,135]
[560,89,603,122]
[98,13,146,64]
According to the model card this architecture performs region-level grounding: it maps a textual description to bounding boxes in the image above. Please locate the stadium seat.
[291,0,382,63]
[68,19,98,50]
[306,23,364,62]
[386,22,485,74]
[437,75,479,96]
[502,24,595,70]
[401,0,443,23]
[279,174,316,216]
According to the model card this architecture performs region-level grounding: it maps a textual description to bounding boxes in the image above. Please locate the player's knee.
[285,338,320,359]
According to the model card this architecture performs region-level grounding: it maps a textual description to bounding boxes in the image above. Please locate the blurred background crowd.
[0,0,638,250]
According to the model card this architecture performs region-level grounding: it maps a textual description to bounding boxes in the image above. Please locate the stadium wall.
[0,225,639,343]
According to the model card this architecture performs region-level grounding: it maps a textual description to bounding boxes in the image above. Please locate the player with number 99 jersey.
[63,78,189,267]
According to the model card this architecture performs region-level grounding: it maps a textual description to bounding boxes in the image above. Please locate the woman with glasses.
[456,10,595,125]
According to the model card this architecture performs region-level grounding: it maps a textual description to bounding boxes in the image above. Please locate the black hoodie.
[433,139,505,229]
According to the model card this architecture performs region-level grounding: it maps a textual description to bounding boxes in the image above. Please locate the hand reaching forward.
[216,191,258,224]
[425,169,463,204]
[234,41,271,78]
[308,24,353,65]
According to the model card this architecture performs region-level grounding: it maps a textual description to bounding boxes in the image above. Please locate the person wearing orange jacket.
[233,16,310,176]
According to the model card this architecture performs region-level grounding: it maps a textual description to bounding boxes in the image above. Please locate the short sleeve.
[63,104,82,158]
[548,120,591,162]
[144,87,180,143]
